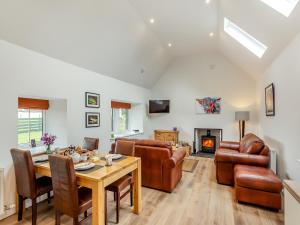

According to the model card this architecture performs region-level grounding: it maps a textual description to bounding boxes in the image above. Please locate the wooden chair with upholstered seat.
[82,137,99,151]
[106,140,135,224]
[48,154,93,225]
[10,149,53,225]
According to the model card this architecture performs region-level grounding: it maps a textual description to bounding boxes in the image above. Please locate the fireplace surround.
[193,128,222,154]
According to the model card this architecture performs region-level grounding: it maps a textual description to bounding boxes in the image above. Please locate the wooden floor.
[0,157,283,225]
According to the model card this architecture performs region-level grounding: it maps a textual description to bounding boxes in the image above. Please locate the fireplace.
[201,130,216,153]
[193,128,222,154]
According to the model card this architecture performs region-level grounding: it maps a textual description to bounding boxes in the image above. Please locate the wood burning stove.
[201,130,216,153]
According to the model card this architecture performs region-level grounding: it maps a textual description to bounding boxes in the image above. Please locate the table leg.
[132,159,142,214]
[92,180,105,225]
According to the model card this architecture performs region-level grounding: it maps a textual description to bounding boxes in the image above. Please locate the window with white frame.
[112,108,129,134]
[18,109,45,145]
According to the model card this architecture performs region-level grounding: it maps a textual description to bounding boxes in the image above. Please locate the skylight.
[260,0,299,17]
[224,17,267,58]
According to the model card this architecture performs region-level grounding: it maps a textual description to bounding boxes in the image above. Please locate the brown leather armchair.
[111,138,185,192]
[215,133,270,185]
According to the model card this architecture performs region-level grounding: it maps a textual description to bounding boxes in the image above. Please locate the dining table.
[32,153,142,225]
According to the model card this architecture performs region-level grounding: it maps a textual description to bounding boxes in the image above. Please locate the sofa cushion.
[215,148,269,167]
[239,133,264,154]
[235,165,283,193]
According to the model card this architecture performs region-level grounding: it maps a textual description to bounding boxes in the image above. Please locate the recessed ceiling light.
[149,18,155,24]
[224,17,267,58]
[205,0,211,4]
[209,32,214,37]
[168,43,172,47]
[260,0,299,17]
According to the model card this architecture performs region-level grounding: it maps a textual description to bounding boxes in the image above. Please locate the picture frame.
[265,83,275,116]
[85,92,100,108]
[86,112,100,128]
[195,97,221,114]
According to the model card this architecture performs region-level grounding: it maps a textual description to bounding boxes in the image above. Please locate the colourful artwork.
[195,97,221,114]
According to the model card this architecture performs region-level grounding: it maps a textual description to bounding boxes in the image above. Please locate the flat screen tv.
[149,100,170,113]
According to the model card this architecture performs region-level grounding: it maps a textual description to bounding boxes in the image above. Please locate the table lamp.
[235,111,250,140]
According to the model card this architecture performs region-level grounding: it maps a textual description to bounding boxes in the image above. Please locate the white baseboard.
[0,207,16,221]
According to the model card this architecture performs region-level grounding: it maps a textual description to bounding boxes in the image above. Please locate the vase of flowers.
[41,133,57,154]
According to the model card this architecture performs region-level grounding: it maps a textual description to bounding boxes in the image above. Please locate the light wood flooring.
[0,157,283,225]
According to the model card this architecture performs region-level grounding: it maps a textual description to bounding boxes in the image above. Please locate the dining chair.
[82,137,99,151]
[106,140,135,223]
[48,154,92,225]
[10,149,52,225]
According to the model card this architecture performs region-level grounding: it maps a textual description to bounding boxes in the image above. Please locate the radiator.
[0,168,4,217]
[269,149,277,174]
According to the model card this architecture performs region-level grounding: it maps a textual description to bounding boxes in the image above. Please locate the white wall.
[0,40,151,212]
[259,32,300,180]
[45,99,68,147]
[150,52,258,145]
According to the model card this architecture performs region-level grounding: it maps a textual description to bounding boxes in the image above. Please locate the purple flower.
[41,133,56,146]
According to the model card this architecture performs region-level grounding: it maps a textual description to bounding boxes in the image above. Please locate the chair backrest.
[10,149,37,198]
[48,155,79,217]
[82,137,99,151]
[115,140,135,156]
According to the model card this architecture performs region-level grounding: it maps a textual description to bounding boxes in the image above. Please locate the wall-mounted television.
[149,100,170,114]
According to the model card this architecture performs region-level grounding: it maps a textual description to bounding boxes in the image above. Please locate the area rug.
[182,158,199,173]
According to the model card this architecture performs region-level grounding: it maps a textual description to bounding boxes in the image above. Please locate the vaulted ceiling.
[0,0,300,87]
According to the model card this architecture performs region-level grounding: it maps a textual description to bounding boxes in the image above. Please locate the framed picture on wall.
[85,92,100,108]
[265,83,275,116]
[86,112,100,128]
[195,97,221,114]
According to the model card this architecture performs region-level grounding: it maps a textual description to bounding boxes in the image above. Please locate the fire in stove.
[201,130,217,153]
[202,139,215,148]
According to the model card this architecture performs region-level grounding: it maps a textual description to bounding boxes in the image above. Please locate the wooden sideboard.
[154,130,179,144]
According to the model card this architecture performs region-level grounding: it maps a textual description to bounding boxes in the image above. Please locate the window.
[260,0,299,17]
[18,109,44,145]
[224,17,268,58]
[112,108,129,134]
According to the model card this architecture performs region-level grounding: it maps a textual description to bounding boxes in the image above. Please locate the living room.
[0,0,300,225]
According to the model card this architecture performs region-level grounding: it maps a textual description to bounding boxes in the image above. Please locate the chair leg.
[73,217,79,225]
[116,191,120,224]
[17,195,23,221]
[130,184,133,207]
[47,191,51,204]
[32,198,37,225]
[55,210,61,225]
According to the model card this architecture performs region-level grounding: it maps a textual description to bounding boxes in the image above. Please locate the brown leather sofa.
[111,138,186,192]
[215,133,270,185]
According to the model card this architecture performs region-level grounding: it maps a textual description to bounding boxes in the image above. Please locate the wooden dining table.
[33,154,142,225]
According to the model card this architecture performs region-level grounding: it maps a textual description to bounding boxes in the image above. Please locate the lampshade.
[235,111,250,121]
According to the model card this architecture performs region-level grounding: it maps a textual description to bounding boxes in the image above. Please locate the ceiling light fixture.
[205,0,211,4]
[149,18,155,24]
[209,32,214,37]
[260,0,299,17]
[224,17,267,58]
[168,43,172,47]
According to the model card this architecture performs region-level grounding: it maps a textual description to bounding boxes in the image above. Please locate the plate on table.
[74,162,95,171]
[34,155,49,163]
[106,154,122,160]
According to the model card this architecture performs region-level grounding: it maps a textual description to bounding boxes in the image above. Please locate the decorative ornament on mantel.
[41,133,57,154]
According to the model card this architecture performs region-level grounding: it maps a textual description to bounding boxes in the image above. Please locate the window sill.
[110,132,144,141]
